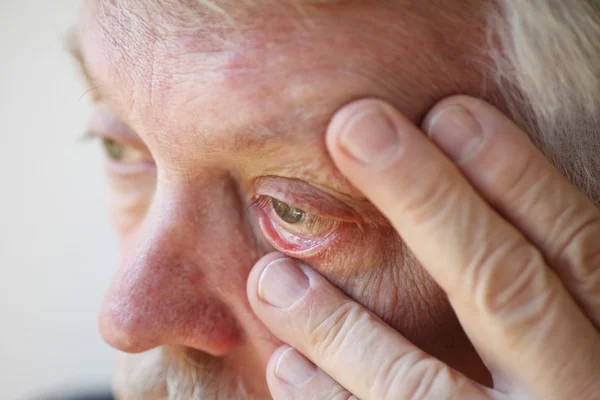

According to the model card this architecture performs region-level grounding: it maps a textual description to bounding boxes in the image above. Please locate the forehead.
[77,0,489,165]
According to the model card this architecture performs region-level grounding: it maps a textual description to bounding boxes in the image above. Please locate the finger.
[266,346,357,400]
[326,99,600,398]
[247,253,492,400]
[423,95,600,326]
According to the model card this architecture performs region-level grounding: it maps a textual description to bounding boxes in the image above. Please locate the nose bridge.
[100,175,257,355]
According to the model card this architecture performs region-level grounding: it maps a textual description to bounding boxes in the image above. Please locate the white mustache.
[114,346,255,400]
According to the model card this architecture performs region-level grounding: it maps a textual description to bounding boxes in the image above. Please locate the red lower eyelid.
[255,206,336,257]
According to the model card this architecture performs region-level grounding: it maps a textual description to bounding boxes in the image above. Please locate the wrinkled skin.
[74,0,506,398]
[247,97,600,399]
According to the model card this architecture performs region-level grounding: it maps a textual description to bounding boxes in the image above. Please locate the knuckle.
[551,212,600,286]
[377,355,459,400]
[492,146,541,206]
[405,360,462,400]
[579,257,600,306]
[371,348,426,400]
[306,301,366,361]
[396,166,462,227]
[467,240,556,328]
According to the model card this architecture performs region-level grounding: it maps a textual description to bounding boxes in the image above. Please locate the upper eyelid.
[86,112,150,152]
[260,195,333,221]
[253,195,322,221]
[84,129,149,153]
[254,177,361,221]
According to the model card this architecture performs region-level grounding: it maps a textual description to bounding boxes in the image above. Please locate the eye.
[253,196,341,255]
[271,198,306,224]
[84,111,154,171]
[101,137,148,164]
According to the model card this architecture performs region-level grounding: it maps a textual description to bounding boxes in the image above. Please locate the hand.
[246,96,600,399]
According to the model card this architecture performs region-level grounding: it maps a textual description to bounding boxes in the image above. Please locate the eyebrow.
[66,30,104,103]
[65,30,365,200]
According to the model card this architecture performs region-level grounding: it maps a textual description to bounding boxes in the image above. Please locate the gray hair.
[494,0,600,205]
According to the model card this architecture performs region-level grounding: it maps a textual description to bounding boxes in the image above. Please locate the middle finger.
[325,98,600,397]
[424,96,600,326]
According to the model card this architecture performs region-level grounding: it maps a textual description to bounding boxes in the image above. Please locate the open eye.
[101,137,149,164]
[253,196,341,255]
[271,198,306,224]
[85,111,155,173]
[89,134,156,176]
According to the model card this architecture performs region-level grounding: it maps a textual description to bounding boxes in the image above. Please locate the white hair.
[494,0,600,205]
[113,347,251,399]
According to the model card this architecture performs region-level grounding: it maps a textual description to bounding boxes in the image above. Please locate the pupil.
[102,138,125,161]
[271,198,305,224]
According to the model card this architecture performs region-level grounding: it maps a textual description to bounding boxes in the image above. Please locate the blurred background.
[0,1,116,399]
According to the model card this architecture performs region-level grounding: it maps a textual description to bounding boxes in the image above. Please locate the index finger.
[247,253,489,400]
[325,98,600,398]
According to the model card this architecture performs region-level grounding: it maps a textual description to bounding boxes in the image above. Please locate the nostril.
[98,282,243,357]
[101,233,245,357]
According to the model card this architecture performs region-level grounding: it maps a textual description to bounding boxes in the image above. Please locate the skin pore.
[74,0,502,398]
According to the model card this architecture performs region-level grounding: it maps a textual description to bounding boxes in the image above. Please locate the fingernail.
[337,105,403,168]
[259,258,309,308]
[275,347,317,387]
[426,106,484,163]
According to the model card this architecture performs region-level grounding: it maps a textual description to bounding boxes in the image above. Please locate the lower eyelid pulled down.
[252,195,343,256]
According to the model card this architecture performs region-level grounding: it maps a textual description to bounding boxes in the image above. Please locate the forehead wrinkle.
[78,1,158,122]
[83,3,226,147]
[106,0,353,30]
[81,0,492,197]
[100,0,206,31]
[84,0,413,134]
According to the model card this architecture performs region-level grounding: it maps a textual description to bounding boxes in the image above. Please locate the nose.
[98,177,257,356]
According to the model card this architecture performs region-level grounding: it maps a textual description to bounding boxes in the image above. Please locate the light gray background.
[0,1,116,399]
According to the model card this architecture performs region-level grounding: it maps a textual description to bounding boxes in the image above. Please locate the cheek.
[294,226,473,367]
[297,223,400,284]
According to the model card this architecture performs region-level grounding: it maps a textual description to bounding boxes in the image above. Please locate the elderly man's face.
[75,0,499,398]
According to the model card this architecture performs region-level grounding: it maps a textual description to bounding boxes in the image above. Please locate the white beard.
[113,347,258,400]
